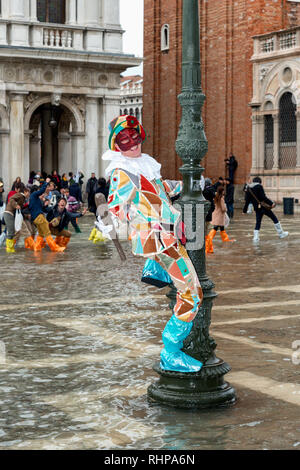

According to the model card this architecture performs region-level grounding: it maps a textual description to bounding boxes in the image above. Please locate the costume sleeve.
[163,180,183,198]
[107,169,136,224]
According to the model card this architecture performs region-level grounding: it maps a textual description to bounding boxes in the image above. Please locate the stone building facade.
[120,75,143,123]
[144,0,300,201]
[0,0,140,188]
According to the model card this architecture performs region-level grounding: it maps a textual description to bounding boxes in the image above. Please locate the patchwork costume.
[103,115,204,372]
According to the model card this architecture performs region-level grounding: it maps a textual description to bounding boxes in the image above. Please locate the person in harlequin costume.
[102,115,204,373]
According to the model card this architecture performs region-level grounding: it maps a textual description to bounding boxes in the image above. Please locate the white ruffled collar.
[102,150,162,180]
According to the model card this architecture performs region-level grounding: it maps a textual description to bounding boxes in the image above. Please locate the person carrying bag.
[243,176,288,242]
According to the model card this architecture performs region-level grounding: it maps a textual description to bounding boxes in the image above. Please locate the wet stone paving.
[0,211,300,450]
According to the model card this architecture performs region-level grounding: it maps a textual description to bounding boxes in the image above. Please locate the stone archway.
[27,95,85,176]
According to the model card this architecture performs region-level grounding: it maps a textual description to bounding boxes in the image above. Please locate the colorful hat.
[108,115,146,151]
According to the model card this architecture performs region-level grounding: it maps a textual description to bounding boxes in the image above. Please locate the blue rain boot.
[160,315,203,373]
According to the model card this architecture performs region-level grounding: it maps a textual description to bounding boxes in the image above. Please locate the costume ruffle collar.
[102,150,162,180]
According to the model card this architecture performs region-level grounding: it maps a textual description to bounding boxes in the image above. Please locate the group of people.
[0,172,88,253]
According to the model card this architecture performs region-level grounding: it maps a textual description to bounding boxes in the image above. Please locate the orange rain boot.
[60,236,71,248]
[206,229,216,254]
[24,236,36,251]
[54,236,64,247]
[220,230,235,242]
[46,235,66,252]
[34,236,45,252]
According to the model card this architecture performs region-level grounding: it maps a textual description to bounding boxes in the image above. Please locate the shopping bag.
[14,209,23,232]
[141,259,172,288]
[224,212,230,228]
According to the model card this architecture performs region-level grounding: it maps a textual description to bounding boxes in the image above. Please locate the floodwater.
[0,212,299,450]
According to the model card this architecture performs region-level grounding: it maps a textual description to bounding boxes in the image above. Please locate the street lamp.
[148,0,236,408]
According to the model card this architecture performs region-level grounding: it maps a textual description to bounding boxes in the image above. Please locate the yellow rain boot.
[88,227,97,241]
[34,236,45,252]
[6,239,15,253]
[206,229,216,254]
[220,230,235,242]
[46,235,66,252]
[24,236,36,251]
[93,229,107,243]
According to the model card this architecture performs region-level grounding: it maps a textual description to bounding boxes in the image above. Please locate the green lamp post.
[147,0,236,408]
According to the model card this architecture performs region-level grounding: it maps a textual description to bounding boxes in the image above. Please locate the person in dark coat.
[95,177,109,201]
[243,176,288,242]
[225,177,234,219]
[225,153,238,183]
[203,178,216,254]
[86,173,98,213]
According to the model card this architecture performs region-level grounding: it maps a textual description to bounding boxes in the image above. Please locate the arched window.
[264,115,274,169]
[37,0,66,24]
[279,92,296,168]
[135,108,140,121]
[161,24,170,51]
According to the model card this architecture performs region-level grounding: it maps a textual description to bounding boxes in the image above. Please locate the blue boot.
[160,315,203,373]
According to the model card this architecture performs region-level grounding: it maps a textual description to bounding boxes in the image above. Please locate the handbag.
[14,209,23,232]
[247,187,276,210]
[141,258,172,288]
[224,212,230,228]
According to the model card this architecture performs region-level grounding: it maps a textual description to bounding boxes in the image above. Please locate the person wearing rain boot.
[101,114,204,373]
[243,176,288,242]
[29,178,65,252]
[207,185,235,253]
[3,186,31,253]
[46,197,87,248]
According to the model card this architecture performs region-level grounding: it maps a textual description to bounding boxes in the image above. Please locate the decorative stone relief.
[51,93,62,107]
[260,66,270,81]
[43,70,54,83]
[24,92,40,113]
[69,95,86,120]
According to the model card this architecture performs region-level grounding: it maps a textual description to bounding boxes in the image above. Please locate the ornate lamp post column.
[148,0,236,408]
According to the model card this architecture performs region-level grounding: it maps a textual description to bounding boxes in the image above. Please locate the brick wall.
[143,0,300,183]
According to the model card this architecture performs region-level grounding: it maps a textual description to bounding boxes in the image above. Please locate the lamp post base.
[147,358,236,409]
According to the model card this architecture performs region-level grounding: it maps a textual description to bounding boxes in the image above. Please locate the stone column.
[24,130,32,181]
[102,0,120,26]
[273,114,280,170]
[66,0,77,25]
[70,132,85,175]
[99,96,120,177]
[9,0,26,18]
[0,130,10,187]
[251,114,260,172]
[1,0,10,18]
[85,96,99,178]
[83,0,100,26]
[29,0,37,21]
[58,132,72,175]
[257,115,265,171]
[296,111,300,168]
[30,136,41,172]
[9,93,28,183]
[41,108,53,175]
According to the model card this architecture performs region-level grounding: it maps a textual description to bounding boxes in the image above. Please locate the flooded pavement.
[0,211,299,450]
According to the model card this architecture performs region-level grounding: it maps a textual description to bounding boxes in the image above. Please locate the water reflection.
[0,214,299,449]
